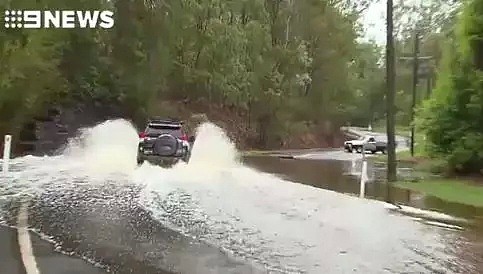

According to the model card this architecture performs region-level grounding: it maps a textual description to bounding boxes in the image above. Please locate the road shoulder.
[30,231,106,274]
[0,224,106,274]
[0,225,26,274]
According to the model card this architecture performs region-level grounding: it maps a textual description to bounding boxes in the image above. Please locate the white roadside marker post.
[3,135,12,174]
[360,143,368,198]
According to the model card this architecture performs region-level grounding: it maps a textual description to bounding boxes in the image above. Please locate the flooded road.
[245,155,483,272]
[1,120,483,273]
[244,156,483,220]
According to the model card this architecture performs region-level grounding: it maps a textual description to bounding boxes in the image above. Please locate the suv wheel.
[182,148,190,162]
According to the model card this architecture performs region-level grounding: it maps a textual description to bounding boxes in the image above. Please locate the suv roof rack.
[148,117,183,125]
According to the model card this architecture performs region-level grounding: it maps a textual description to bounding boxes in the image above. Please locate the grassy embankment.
[372,125,483,207]
[395,179,483,207]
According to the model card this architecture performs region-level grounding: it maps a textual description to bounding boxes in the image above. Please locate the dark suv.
[137,119,194,166]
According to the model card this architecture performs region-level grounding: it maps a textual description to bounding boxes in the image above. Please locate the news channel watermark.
[3,10,114,29]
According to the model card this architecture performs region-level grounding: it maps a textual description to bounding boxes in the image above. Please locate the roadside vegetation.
[0,0,384,150]
[415,0,483,177]
[369,0,482,204]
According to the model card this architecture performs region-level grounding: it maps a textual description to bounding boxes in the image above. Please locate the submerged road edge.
[17,202,40,274]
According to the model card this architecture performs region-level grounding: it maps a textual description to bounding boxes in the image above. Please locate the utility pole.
[398,56,434,98]
[410,30,419,157]
[386,0,397,185]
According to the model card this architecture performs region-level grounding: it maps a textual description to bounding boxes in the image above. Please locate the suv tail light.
[180,134,188,141]
[139,132,147,139]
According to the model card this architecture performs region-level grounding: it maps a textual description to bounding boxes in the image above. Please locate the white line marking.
[17,202,41,274]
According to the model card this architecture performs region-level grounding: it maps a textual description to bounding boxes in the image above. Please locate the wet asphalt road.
[1,225,25,274]
[0,224,106,274]
[1,183,262,274]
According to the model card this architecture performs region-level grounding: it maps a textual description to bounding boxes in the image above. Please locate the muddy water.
[244,156,483,219]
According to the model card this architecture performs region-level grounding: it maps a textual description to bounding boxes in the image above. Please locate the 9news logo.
[4,10,114,29]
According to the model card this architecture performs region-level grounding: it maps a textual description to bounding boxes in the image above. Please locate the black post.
[386,0,397,185]
[410,30,419,157]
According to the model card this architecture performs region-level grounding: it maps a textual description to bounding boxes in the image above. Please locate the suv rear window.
[146,124,183,137]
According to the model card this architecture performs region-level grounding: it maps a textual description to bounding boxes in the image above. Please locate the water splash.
[62,119,139,175]
[188,122,240,168]
[0,119,476,274]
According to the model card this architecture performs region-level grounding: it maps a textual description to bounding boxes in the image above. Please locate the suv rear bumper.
[137,154,185,165]
[137,147,189,165]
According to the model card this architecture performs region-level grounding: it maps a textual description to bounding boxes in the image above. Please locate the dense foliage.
[417,0,483,174]
[0,0,376,147]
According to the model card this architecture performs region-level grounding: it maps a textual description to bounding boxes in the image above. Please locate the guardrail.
[2,135,11,174]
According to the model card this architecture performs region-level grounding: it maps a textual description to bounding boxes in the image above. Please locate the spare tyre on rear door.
[137,118,193,166]
[153,134,179,156]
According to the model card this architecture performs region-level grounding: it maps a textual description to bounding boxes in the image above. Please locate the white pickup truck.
[344,135,388,154]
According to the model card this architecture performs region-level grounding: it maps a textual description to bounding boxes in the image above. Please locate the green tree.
[417,0,483,174]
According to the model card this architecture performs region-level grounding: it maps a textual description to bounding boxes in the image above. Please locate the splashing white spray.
[63,119,139,175]
[188,122,240,168]
[1,119,140,199]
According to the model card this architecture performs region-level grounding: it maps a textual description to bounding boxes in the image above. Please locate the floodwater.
[244,156,483,220]
[1,120,483,273]
[244,155,483,272]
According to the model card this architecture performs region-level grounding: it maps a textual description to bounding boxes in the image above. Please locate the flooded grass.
[373,151,448,175]
[396,179,483,208]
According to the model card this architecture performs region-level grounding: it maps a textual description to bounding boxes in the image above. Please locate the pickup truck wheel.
[346,144,353,153]
[371,150,376,154]
[381,149,386,154]
[356,146,362,153]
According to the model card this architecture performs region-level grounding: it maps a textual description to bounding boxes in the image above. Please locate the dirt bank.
[6,100,345,156]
